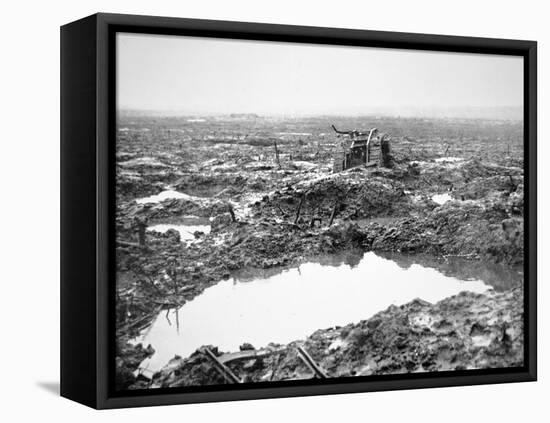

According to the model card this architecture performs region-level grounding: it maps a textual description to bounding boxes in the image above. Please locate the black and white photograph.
[114,32,526,391]
[2,0,548,418]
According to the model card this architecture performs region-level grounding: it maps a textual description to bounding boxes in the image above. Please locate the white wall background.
[1,0,546,420]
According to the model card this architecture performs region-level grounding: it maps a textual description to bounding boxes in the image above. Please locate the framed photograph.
[60,13,537,409]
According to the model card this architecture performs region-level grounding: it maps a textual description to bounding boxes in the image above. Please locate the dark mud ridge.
[119,286,522,390]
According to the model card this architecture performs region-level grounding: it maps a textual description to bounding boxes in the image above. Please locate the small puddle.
[131,251,522,373]
[136,190,195,204]
[432,193,453,205]
[148,223,210,241]
[147,216,211,241]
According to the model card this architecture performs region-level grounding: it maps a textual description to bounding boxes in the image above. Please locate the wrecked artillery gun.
[331,125,393,172]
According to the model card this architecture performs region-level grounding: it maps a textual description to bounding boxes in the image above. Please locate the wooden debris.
[275,204,288,217]
[297,346,327,378]
[116,305,163,335]
[309,216,322,228]
[136,219,147,247]
[202,348,242,384]
[228,204,237,222]
[273,140,281,169]
[294,193,306,224]
[328,202,338,227]
[218,347,285,365]
[380,134,393,168]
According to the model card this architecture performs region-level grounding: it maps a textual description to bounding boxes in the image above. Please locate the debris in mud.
[116,340,155,390]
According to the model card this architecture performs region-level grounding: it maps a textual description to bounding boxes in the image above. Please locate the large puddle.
[131,251,522,374]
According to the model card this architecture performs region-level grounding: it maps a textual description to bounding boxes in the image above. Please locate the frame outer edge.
[60,13,99,409]
[82,12,537,409]
[96,12,111,409]
[527,42,537,380]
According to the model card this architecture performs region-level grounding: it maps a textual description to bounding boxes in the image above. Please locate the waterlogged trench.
[131,251,522,374]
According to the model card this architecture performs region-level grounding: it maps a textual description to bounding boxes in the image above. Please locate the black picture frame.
[60,12,537,409]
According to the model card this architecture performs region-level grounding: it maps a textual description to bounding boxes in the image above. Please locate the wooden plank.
[366,127,377,163]
[116,305,163,334]
[273,140,281,168]
[294,193,306,224]
[218,347,284,364]
[297,346,327,379]
[202,348,242,384]
[328,202,338,227]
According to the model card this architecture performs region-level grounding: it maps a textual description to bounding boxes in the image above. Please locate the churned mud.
[114,115,524,390]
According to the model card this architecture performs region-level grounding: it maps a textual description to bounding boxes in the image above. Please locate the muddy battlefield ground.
[114,114,524,390]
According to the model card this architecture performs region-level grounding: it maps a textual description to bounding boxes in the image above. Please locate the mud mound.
[364,199,523,265]
[117,197,233,225]
[220,221,365,270]
[459,159,523,179]
[399,158,524,196]
[453,175,521,200]
[253,173,412,224]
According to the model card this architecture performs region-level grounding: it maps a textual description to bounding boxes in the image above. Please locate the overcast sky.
[117,33,523,117]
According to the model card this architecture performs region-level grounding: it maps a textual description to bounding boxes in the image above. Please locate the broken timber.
[294,192,306,224]
[202,347,242,384]
[328,202,338,227]
[273,140,281,169]
[365,127,377,163]
[218,347,285,365]
[297,346,327,378]
[136,219,147,247]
